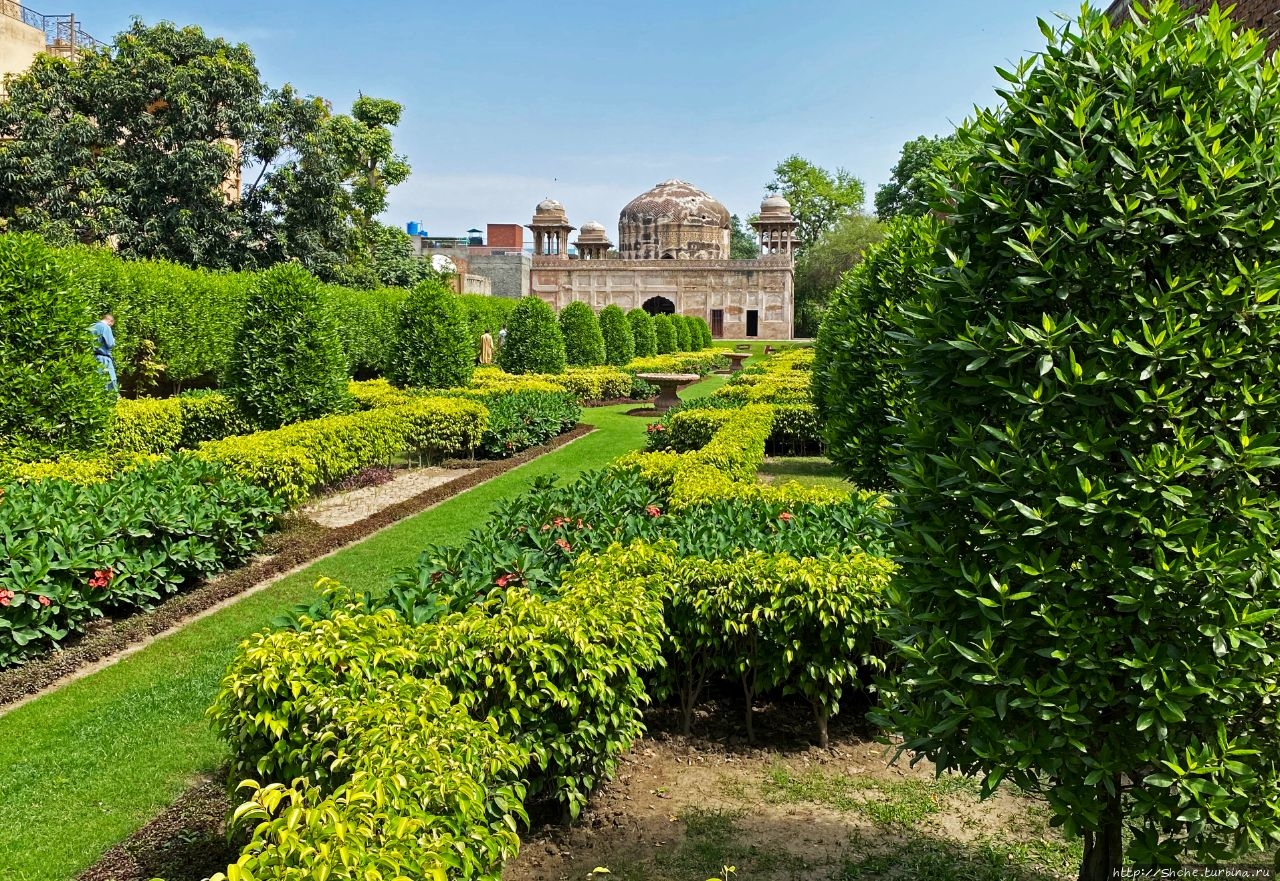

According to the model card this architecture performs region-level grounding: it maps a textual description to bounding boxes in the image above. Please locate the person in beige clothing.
[479,330,495,365]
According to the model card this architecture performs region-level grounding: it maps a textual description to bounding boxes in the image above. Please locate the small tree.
[813,215,935,487]
[628,308,657,358]
[653,314,676,354]
[692,317,713,348]
[0,233,113,457]
[559,301,606,367]
[599,304,635,366]
[876,4,1280,876]
[672,315,693,351]
[498,296,566,375]
[224,263,349,429]
[387,277,475,390]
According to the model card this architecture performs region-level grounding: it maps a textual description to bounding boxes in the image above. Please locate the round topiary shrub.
[498,296,566,374]
[0,232,113,457]
[387,278,476,390]
[559,301,606,367]
[653,314,676,354]
[223,263,350,429]
[813,215,936,487]
[628,308,657,358]
[599,304,635,366]
[671,315,692,351]
[875,4,1280,875]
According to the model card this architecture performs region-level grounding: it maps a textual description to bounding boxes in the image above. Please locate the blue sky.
[73,0,1070,238]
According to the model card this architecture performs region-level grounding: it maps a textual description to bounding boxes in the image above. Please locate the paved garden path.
[0,380,729,881]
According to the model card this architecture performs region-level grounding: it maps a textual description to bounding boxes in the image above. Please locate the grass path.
[0,380,725,881]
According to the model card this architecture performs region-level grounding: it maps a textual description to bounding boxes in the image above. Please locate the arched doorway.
[642,296,675,316]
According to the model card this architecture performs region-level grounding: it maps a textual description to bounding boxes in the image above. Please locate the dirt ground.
[505,701,1080,881]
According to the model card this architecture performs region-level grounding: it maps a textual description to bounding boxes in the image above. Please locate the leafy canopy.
[766,155,865,250]
[876,3,1280,874]
[0,20,413,283]
[873,134,966,220]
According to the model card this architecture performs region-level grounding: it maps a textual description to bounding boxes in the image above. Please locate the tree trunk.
[1078,782,1123,881]
[814,705,829,748]
[741,672,755,744]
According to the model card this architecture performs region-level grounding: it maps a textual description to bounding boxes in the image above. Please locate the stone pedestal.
[720,352,751,374]
[636,373,701,414]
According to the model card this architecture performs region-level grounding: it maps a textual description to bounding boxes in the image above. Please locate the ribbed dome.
[619,180,731,229]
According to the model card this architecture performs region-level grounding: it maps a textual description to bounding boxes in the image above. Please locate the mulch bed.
[0,424,595,711]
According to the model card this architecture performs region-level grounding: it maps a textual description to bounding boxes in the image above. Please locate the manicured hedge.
[672,314,692,351]
[103,392,248,456]
[599,304,635,366]
[627,351,728,376]
[197,397,488,506]
[0,456,280,667]
[559,301,606,367]
[652,314,676,354]
[499,297,566,375]
[647,400,822,457]
[324,284,405,379]
[627,308,658,358]
[1,233,114,459]
[223,264,351,430]
[388,277,476,390]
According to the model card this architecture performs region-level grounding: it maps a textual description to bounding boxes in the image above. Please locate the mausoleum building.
[528,179,797,340]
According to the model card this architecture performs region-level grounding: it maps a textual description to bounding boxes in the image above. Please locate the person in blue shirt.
[90,313,118,394]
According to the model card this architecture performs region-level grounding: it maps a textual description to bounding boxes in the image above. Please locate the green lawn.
[0,386,714,881]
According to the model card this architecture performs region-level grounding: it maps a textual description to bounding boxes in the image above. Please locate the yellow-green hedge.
[0,452,167,485]
[197,397,488,506]
[627,350,728,376]
[105,398,183,454]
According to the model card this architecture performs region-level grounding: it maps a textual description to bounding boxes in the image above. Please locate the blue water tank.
[406,221,420,236]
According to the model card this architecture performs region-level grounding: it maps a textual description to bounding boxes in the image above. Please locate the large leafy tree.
[729,213,758,259]
[765,155,865,250]
[0,20,260,268]
[876,3,1280,876]
[0,21,414,282]
[793,213,885,335]
[873,134,965,220]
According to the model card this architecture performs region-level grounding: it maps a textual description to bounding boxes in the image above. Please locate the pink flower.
[646,505,662,517]
[495,574,511,587]
[555,538,572,552]
[779,511,794,522]
[0,589,13,608]
[38,595,51,607]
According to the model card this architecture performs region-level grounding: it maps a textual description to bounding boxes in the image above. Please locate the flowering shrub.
[0,456,280,667]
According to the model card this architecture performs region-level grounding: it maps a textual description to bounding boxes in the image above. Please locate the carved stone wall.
[530,258,793,340]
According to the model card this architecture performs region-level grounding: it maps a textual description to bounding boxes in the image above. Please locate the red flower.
[495,574,510,587]
[779,511,794,522]
[555,538,572,552]
[646,505,662,517]
[38,595,51,607]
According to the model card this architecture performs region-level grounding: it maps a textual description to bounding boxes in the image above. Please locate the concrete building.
[0,2,99,85]
[529,179,797,340]
[1106,0,1280,47]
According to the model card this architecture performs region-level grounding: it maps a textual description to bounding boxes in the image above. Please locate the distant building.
[0,1,99,86]
[527,179,796,340]
[1106,0,1280,48]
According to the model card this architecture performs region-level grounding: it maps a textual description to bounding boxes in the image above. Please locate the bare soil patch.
[506,700,1079,881]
